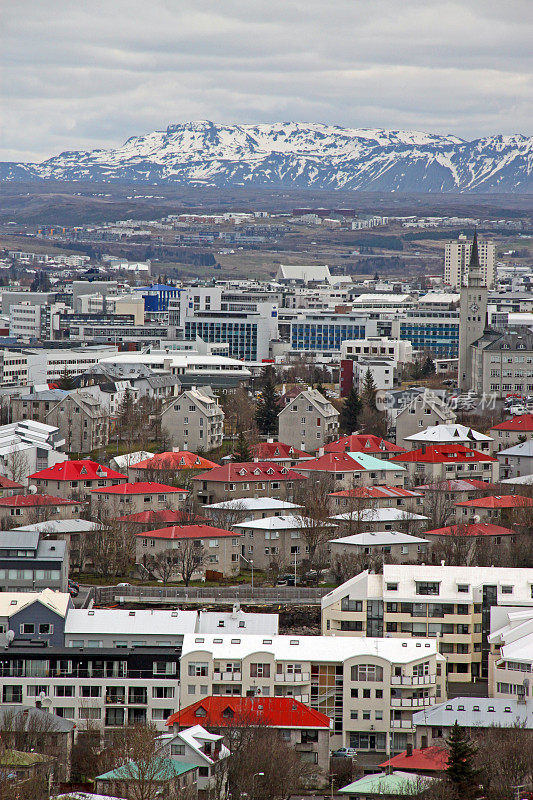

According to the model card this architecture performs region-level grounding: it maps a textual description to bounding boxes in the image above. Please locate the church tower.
[458,232,488,390]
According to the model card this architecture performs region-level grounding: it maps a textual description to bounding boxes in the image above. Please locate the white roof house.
[276,264,332,284]
[196,606,279,635]
[233,514,336,532]
[404,424,493,445]
[329,531,430,547]
[501,473,533,485]
[331,509,429,524]
[203,498,303,513]
[13,519,99,534]
[413,697,533,730]
[0,588,71,619]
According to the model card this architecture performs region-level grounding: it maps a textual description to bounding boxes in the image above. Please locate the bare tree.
[143,548,179,585]
[430,531,472,566]
[4,446,28,484]
[294,474,335,578]
[205,499,247,529]
[415,481,456,530]
[88,512,135,578]
[173,538,207,585]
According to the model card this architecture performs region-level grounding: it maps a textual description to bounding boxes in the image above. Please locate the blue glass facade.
[399,321,459,356]
[140,285,180,313]
[184,320,258,360]
[291,323,365,351]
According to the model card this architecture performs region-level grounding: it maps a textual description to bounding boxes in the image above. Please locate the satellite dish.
[6,630,14,644]
[472,514,481,523]
[28,485,37,495]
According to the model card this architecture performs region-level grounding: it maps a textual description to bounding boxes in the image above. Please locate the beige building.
[91,481,188,517]
[395,393,456,450]
[161,388,224,452]
[45,391,110,453]
[135,524,242,578]
[470,327,533,398]
[278,389,339,453]
[29,459,127,501]
[321,565,533,683]
[0,493,84,526]
[179,633,446,766]
[490,413,533,450]
[232,514,337,571]
[193,462,307,505]
[329,531,429,565]
[445,233,495,289]
[488,607,533,702]
[390,444,499,484]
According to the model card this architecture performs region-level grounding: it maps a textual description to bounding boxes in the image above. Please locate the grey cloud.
[1,0,532,161]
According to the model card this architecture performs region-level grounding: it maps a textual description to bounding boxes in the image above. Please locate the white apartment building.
[0,350,28,387]
[9,301,70,341]
[354,359,395,392]
[161,388,224,452]
[179,633,445,762]
[321,565,533,683]
[341,337,413,365]
[445,233,495,289]
[488,607,533,702]
[24,346,119,385]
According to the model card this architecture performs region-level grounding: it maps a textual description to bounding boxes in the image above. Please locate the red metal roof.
[193,462,307,483]
[29,459,127,482]
[135,523,240,540]
[491,414,533,432]
[0,476,24,490]
[416,479,497,492]
[379,747,448,772]
[330,486,421,499]
[166,696,331,730]
[91,482,187,495]
[117,509,202,525]
[0,493,79,507]
[455,494,533,509]
[391,444,496,464]
[424,522,515,537]
[252,442,311,460]
[296,452,369,472]
[326,434,405,454]
[134,452,218,471]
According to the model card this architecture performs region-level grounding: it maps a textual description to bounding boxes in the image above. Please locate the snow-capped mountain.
[2,121,532,192]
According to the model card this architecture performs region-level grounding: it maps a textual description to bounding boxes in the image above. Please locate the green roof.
[0,750,50,767]
[339,771,432,796]
[96,758,197,782]
[347,452,406,471]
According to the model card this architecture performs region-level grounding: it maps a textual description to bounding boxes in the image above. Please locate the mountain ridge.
[2,121,532,192]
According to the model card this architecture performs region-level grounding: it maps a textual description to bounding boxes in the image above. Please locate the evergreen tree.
[361,368,377,409]
[421,355,436,377]
[56,366,76,390]
[445,722,480,800]
[340,386,362,434]
[234,430,252,462]
[255,367,281,436]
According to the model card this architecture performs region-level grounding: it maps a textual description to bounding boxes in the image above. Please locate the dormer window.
[195,707,207,717]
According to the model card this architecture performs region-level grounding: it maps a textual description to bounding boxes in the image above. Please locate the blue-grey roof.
[413,697,533,729]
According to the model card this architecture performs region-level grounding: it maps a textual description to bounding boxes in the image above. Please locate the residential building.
[0,589,71,648]
[321,565,533,681]
[379,746,448,776]
[390,444,499,484]
[135,524,242,578]
[490,413,533,450]
[454,494,533,523]
[329,487,424,516]
[29,459,127,501]
[12,390,71,425]
[161,388,224,452]
[422,523,516,562]
[158,725,230,799]
[497,439,533,479]
[0,475,24,496]
[203,497,304,527]
[278,389,339,453]
[178,633,446,766]
[0,349,29,386]
[232,514,337,571]
[0,530,68,592]
[325,435,406,460]
[166,697,331,776]
[45,391,110,453]
[329,531,429,564]
[128,451,218,482]
[354,359,395,393]
[251,441,313,466]
[0,707,76,783]
[394,393,456,450]
[445,233,495,289]
[90,481,188,517]
[12,518,100,573]
[297,451,406,490]
[488,607,533,701]
[0,493,83,527]
[330,508,429,534]
[470,327,533,397]
[193,462,307,505]
[94,759,198,798]
[403,424,493,454]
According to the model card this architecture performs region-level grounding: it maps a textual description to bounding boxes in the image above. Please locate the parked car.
[68,579,79,598]
[331,747,357,758]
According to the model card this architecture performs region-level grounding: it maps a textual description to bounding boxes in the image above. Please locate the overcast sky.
[2,0,532,162]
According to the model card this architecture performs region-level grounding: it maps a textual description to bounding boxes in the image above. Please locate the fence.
[93,584,330,606]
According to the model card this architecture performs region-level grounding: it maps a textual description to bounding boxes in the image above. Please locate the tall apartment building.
[179,633,445,765]
[321,565,533,682]
[470,326,533,398]
[161,388,224,452]
[278,389,339,453]
[445,233,495,289]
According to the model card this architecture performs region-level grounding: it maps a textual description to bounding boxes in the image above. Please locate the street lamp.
[241,555,254,595]
[252,772,264,800]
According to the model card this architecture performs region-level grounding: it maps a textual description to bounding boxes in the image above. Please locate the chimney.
[317,447,325,457]
[406,743,413,757]
[267,437,274,444]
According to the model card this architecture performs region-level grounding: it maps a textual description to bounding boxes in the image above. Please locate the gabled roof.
[325,434,405,454]
[0,588,70,618]
[166,696,331,730]
[297,451,403,473]
[91,481,187,495]
[416,478,497,492]
[423,523,515,537]
[134,451,218,471]
[135,524,240,540]
[391,444,496,464]
[455,494,533,509]
[0,476,24,490]
[329,486,421,499]
[252,442,311,460]
[117,509,201,525]
[379,748,448,773]
[193,462,306,483]
[96,759,197,782]
[491,413,533,432]
[29,459,127,482]
[0,493,79,508]
[404,424,492,444]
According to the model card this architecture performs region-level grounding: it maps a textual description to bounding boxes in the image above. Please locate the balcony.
[391,675,436,686]
[390,697,436,708]
[213,671,242,682]
[275,672,310,683]
[390,719,415,730]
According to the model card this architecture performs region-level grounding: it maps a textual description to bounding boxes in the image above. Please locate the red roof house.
[0,493,83,522]
[135,524,241,578]
[0,476,25,496]
[491,414,533,432]
[455,493,533,522]
[117,509,203,527]
[325,434,405,457]
[329,485,423,511]
[136,523,239,541]
[379,747,448,774]
[423,522,516,538]
[29,459,127,500]
[193,462,307,504]
[166,696,330,732]
[91,481,187,496]
[251,441,312,463]
[91,481,189,515]
[131,452,218,475]
[391,444,498,483]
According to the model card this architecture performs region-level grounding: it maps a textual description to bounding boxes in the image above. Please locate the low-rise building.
[296,451,406,490]
[45,390,110,453]
[90,481,188,517]
[159,725,230,799]
[202,497,304,527]
[329,487,424,515]
[391,444,498,484]
[0,707,76,783]
[321,565,533,682]
[178,633,446,766]
[490,413,533,450]
[0,530,68,592]
[488,607,533,701]
[161,388,224,452]
[193,462,307,505]
[128,451,218,482]
[329,531,429,565]
[135,524,242,578]
[251,440,313,466]
[12,518,100,572]
[330,508,429,534]
[496,439,533,479]
[94,758,198,798]
[29,459,127,500]
[394,393,456,450]
[0,493,83,526]
[454,493,533,523]
[325,435,406,459]
[403,424,493,454]
[278,389,339,453]
[422,523,516,561]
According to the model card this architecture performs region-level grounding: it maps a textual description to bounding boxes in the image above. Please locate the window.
[416,581,440,595]
[386,583,398,591]
[188,662,208,677]
[250,663,270,678]
[81,686,101,697]
[171,744,185,755]
[351,664,383,682]
[457,584,469,593]
[501,585,513,595]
